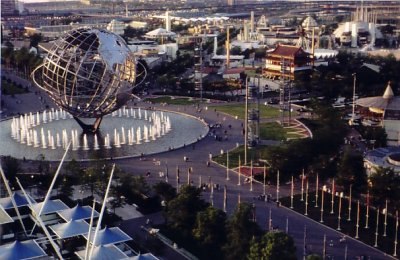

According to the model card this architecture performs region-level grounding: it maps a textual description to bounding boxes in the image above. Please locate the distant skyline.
[21,0,76,3]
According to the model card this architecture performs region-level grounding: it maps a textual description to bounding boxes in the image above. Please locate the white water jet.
[56,133,61,147]
[104,134,111,149]
[136,127,141,144]
[83,134,89,150]
[121,127,126,144]
[33,130,39,147]
[41,128,47,149]
[94,134,100,150]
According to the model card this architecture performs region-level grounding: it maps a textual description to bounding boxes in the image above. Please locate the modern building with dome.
[356,82,400,145]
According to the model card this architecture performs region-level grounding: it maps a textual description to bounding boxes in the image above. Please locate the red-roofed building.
[264,44,312,80]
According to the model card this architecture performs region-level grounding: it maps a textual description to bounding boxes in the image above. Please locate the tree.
[153,182,176,202]
[165,185,207,237]
[247,231,296,260]
[58,176,74,199]
[369,167,400,207]
[192,206,227,259]
[223,203,261,260]
[1,156,20,180]
[30,33,42,48]
[336,149,367,194]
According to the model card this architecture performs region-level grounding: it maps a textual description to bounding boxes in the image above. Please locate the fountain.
[83,134,89,151]
[2,107,208,160]
[94,134,99,150]
[136,127,141,144]
[121,127,126,145]
[41,128,47,149]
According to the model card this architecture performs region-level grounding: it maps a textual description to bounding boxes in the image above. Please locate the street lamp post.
[320,185,325,223]
[348,184,352,221]
[351,73,357,124]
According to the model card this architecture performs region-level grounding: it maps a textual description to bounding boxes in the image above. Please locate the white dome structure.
[302,16,318,30]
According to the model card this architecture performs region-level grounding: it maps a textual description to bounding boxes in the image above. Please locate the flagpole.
[223,185,227,213]
[315,173,319,207]
[365,190,370,229]
[374,207,379,247]
[165,161,169,183]
[263,165,266,196]
[305,179,309,216]
[250,160,253,192]
[290,175,294,209]
[276,170,280,203]
[226,150,230,180]
[210,181,214,206]
[356,200,360,239]
[301,169,305,201]
[338,192,342,230]
[320,185,325,223]
[330,179,335,214]
[176,166,180,192]
[347,184,352,221]
[268,208,272,231]
[384,199,388,237]
[238,155,241,185]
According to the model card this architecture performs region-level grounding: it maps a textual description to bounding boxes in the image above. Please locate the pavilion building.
[263,44,312,80]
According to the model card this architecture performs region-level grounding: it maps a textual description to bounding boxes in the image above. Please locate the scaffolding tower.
[279,58,292,126]
[194,37,204,101]
[246,79,260,148]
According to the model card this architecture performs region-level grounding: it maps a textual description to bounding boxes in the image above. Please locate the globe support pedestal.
[73,117,103,133]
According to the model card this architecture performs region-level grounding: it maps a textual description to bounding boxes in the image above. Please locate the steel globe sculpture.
[32,28,137,132]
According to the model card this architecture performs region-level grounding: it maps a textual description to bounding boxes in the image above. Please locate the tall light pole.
[350,73,356,124]
[244,77,248,165]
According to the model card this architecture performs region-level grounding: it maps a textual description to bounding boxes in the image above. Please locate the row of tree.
[156,184,297,260]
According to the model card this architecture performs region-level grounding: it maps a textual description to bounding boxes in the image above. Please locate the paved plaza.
[1,71,394,259]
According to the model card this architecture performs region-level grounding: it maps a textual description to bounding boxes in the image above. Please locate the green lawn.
[2,79,29,95]
[209,104,279,119]
[212,145,270,168]
[259,122,286,140]
[144,96,197,105]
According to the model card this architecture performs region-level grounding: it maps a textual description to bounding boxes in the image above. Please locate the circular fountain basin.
[0,108,208,161]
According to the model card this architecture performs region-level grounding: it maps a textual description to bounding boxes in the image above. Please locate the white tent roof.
[0,206,13,225]
[75,244,128,260]
[145,28,176,37]
[83,227,132,246]
[0,240,47,260]
[58,204,99,222]
[31,199,69,215]
[49,220,90,239]
[131,252,160,260]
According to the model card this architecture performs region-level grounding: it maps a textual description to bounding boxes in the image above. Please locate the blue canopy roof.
[49,220,90,239]
[75,244,128,260]
[0,240,47,260]
[31,199,69,215]
[84,227,132,246]
[58,204,99,221]
[0,192,36,209]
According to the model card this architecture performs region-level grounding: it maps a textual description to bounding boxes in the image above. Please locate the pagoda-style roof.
[267,44,308,58]
[356,82,400,114]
